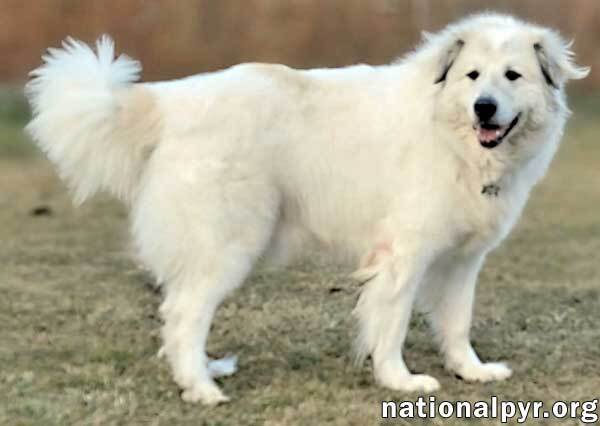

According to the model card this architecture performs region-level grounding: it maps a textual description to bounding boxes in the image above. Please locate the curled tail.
[25,36,160,204]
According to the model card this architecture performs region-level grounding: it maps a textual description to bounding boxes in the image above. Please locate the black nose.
[474,97,497,121]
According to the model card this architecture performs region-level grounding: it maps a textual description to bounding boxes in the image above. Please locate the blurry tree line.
[1,0,598,89]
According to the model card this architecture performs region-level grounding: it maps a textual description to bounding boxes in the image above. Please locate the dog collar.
[481,183,500,197]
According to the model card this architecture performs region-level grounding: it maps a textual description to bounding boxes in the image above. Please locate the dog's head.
[430,14,588,155]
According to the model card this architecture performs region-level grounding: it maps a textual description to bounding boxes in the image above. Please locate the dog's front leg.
[353,242,441,393]
[428,254,512,382]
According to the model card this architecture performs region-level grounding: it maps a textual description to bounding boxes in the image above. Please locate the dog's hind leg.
[158,264,254,404]
[133,168,279,404]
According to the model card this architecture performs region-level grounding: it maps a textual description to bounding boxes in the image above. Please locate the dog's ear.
[434,39,465,84]
[533,32,589,89]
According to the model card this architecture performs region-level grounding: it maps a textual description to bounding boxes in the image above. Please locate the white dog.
[26,13,588,404]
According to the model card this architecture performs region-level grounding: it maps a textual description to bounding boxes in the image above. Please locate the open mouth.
[475,114,520,149]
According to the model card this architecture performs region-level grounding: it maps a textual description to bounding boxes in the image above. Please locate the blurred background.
[1,0,599,87]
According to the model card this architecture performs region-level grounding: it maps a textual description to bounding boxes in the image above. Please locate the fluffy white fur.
[26,14,588,404]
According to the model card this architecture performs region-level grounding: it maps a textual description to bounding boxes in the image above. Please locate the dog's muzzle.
[474,114,520,149]
[473,98,520,149]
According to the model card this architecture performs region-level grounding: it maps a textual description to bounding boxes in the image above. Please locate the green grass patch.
[0,86,36,157]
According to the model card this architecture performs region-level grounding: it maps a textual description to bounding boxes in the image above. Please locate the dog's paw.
[452,362,512,382]
[378,373,441,393]
[180,381,230,405]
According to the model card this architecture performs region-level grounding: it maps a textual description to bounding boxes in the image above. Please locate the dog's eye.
[505,70,522,81]
[467,70,479,80]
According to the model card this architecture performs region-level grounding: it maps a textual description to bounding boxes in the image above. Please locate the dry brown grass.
[0,95,599,425]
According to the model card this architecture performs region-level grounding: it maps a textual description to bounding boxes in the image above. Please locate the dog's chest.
[453,186,524,252]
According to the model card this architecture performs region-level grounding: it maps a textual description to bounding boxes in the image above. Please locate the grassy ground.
[0,91,598,426]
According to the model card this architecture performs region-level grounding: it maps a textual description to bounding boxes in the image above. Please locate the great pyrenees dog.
[26,13,588,404]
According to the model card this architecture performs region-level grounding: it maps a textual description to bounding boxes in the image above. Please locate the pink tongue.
[478,128,499,142]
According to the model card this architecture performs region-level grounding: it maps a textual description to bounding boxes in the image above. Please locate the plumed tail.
[25,36,159,204]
